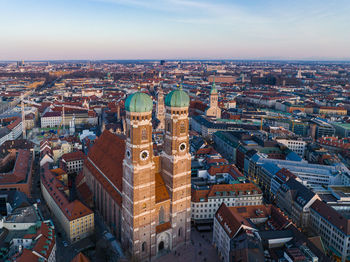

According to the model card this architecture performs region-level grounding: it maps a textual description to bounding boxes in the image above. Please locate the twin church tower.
[121,87,191,260]
[85,82,218,261]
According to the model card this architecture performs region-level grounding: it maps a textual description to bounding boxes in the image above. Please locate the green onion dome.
[165,85,190,108]
[125,92,153,112]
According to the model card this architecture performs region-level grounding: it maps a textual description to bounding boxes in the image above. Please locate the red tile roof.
[155,172,170,203]
[85,130,125,206]
[195,147,218,156]
[6,117,21,130]
[207,164,243,178]
[0,149,32,185]
[71,252,91,262]
[215,203,290,239]
[42,111,61,118]
[192,183,261,202]
[156,221,171,234]
[41,164,93,221]
[77,182,93,205]
[13,222,56,261]
[62,150,86,162]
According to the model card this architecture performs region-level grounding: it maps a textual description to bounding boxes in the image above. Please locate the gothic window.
[113,205,116,225]
[167,122,171,132]
[104,194,107,217]
[178,227,183,237]
[141,128,147,140]
[180,122,185,133]
[159,206,165,224]
[127,128,131,138]
[142,242,147,252]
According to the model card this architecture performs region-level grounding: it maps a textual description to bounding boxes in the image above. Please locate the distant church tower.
[121,92,156,260]
[156,84,165,130]
[162,85,191,247]
[205,78,221,119]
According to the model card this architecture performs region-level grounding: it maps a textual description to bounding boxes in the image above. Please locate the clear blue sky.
[0,0,349,60]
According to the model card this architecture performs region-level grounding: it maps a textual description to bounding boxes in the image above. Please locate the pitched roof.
[207,164,244,179]
[42,111,61,117]
[41,164,93,221]
[215,203,290,239]
[62,150,86,162]
[71,252,91,262]
[12,222,56,261]
[156,221,171,234]
[0,149,32,185]
[215,203,251,238]
[192,183,261,202]
[280,178,316,207]
[311,199,350,235]
[6,117,21,130]
[85,130,125,206]
[155,172,170,203]
[208,183,261,198]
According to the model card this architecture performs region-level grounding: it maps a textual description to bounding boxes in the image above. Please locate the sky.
[0,0,350,60]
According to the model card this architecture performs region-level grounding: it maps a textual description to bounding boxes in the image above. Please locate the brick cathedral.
[83,87,191,261]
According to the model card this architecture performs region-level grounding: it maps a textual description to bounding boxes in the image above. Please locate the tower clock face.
[179,142,186,152]
[140,150,149,160]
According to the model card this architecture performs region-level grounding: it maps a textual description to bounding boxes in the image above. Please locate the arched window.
[142,242,147,252]
[167,122,171,132]
[180,122,185,133]
[159,206,165,224]
[141,128,147,140]
[178,227,183,237]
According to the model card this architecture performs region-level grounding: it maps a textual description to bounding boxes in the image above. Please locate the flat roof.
[332,122,350,130]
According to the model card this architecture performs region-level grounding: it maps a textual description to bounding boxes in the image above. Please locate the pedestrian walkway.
[155,228,220,262]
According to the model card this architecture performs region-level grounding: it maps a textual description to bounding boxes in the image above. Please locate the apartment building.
[276,138,306,157]
[310,200,350,262]
[61,151,86,174]
[41,164,94,242]
[10,221,56,262]
[191,183,263,223]
[277,178,320,228]
[41,111,62,128]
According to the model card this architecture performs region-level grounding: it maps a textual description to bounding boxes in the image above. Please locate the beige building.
[318,106,347,116]
[206,80,221,119]
[40,139,74,163]
[191,183,263,223]
[41,164,94,242]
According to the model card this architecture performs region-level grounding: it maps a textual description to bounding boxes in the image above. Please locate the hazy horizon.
[1,0,350,60]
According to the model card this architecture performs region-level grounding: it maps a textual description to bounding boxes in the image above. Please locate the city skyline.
[1,0,350,60]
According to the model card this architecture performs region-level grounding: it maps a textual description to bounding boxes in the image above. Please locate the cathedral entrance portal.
[158,241,164,251]
[156,231,171,255]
